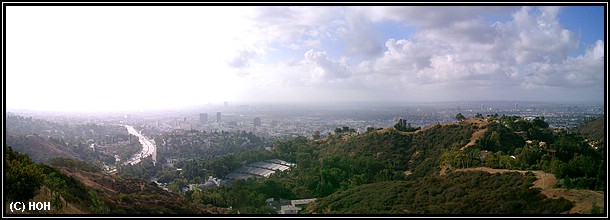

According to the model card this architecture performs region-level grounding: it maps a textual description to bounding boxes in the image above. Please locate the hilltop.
[5,114,605,215]
[188,114,604,214]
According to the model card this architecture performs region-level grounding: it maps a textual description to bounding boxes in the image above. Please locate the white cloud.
[523,40,604,88]
[362,6,596,94]
[240,6,602,103]
[510,6,579,64]
[364,6,517,28]
[250,6,344,49]
[340,9,384,58]
[300,49,351,81]
[6,6,604,111]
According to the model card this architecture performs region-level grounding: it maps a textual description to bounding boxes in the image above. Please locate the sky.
[5,4,606,112]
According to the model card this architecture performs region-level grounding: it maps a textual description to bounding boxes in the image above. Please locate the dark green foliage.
[158,130,270,161]
[6,146,102,211]
[191,178,295,214]
[532,116,549,128]
[173,113,603,213]
[440,148,482,169]
[5,146,44,202]
[455,113,466,121]
[589,203,602,214]
[477,122,525,154]
[88,190,110,214]
[334,126,356,134]
[6,146,222,214]
[394,118,421,132]
[179,149,276,182]
[305,172,573,214]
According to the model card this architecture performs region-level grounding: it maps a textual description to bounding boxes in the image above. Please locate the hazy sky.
[5,5,606,112]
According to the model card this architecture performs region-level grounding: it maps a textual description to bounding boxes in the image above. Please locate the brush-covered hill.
[574,115,605,143]
[303,171,572,214]
[5,133,83,164]
[4,147,229,215]
[192,116,603,215]
[292,116,603,214]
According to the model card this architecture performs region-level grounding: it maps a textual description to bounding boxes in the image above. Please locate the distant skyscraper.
[200,113,208,123]
[481,104,485,111]
[217,112,222,123]
[224,102,228,107]
[254,117,262,126]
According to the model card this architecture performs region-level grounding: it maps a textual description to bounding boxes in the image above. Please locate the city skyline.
[5,4,606,112]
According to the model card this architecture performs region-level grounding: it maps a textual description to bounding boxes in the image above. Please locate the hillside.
[220,115,604,214]
[5,134,83,164]
[57,167,229,214]
[574,115,605,142]
[4,147,228,215]
[6,114,605,215]
[454,167,604,214]
[302,171,573,214]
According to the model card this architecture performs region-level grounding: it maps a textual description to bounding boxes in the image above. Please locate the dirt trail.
[460,128,488,150]
[455,167,604,214]
[460,118,489,150]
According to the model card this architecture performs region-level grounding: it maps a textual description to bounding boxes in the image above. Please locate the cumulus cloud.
[510,6,579,64]
[251,6,344,49]
[300,49,351,80]
[362,5,597,94]
[364,6,517,28]
[522,40,604,88]
[340,9,384,58]
[231,6,603,102]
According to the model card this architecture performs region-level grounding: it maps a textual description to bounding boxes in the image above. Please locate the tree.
[394,119,420,132]
[5,147,44,202]
[334,127,343,134]
[455,113,466,121]
[475,113,484,119]
[532,116,549,128]
[394,119,407,131]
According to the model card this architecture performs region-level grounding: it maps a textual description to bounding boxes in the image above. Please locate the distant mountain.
[574,115,605,142]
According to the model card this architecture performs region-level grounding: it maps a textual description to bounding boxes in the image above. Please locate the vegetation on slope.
[574,115,605,142]
[303,171,573,214]
[5,146,227,214]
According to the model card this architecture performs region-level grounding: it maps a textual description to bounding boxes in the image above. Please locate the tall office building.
[217,112,222,123]
[254,117,262,126]
[200,113,208,123]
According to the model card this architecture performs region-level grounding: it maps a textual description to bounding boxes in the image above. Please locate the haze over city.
[6,4,605,112]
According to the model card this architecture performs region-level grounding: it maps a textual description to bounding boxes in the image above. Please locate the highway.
[123,125,157,166]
